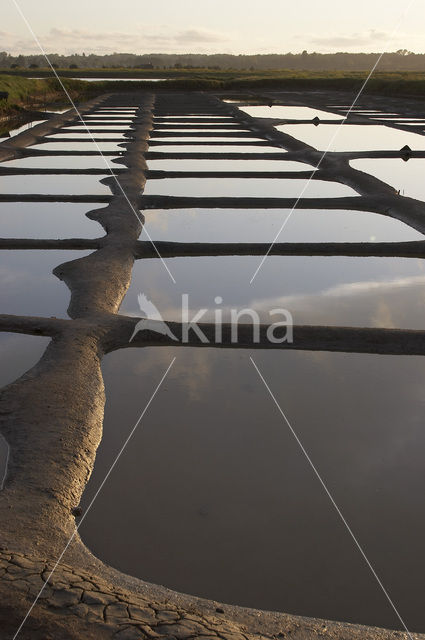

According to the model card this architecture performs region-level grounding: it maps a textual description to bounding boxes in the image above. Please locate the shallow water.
[82,116,134,120]
[0,202,104,238]
[142,177,357,198]
[239,105,343,121]
[48,132,127,139]
[65,124,131,131]
[148,145,286,154]
[276,123,425,152]
[146,159,315,171]
[0,332,50,388]
[350,158,425,201]
[0,249,92,317]
[155,116,233,120]
[372,117,425,122]
[71,77,167,82]
[80,347,425,631]
[152,137,265,143]
[31,141,126,152]
[153,127,251,131]
[142,208,423,243]
[0,155,122,169]
[95,109,138,114]
[0,174,111,196]
[154,120,234,125]
[121,255,425,329]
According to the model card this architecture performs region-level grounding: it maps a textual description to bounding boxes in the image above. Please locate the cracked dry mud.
[0,90,424,639]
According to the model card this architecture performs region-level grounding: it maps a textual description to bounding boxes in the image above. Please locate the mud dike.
[0,90,424,639]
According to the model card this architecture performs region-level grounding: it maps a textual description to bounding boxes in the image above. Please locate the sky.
[1,0,425,56]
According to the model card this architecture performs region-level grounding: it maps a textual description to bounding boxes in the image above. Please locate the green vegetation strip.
[0,74,94,117]
[3,69,425,97]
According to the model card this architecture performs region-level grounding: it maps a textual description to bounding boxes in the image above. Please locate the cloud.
[173,29,225,44]
[2,25,229,55]
[308,28,405,50]
[247,273,425,328]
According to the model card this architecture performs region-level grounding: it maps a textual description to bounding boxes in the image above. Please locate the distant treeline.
[2,50,425,72]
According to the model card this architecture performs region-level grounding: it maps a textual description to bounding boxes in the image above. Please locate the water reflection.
[0,250,92,317]
[149,145,287,154]
[31,141,126,152]
[48,132,127,139]
[155,116,233,120]
[143,177,357,198]
[0,202,103,238]
[350,158,425,201]
[142,208,423,243]
[122,256,425,329]
[0,332,50,388]
[71,77,167,82]
[96,110,138,114]
[0,331,51,492]
[66,124,131,130]
[240,105,343,120]
[154,128,252,132]
[147,159,315,171]
[83,117,134,121]
[276,124,425,152]
[152,137,265,143]
[1,156,122,169]
[0,175,111,196]
[80,347,425,631]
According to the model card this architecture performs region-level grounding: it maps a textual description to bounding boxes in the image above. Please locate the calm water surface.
[0,174,111,196]
[143,177,357,198]
[48,132,127,139]
[148,145,286,154]
[142,208,423,243]
[80,347,425,631]
[350,158,425,201]
[0,332,51,490]
[147,159,315,171]
[31,141,126,152]
[0,250,92,317]
[71,77,167,82]
[1,155,122,169]
[0,332,50,387]
[0,202,104,238]
[276,123,425,152]
[240,105,343,121]
[121,255,425,329]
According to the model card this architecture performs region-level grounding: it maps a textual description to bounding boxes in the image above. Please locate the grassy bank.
[0,74,95,118]
[2,69,425,105]
[5,67,423,98]
[74,71,425,98]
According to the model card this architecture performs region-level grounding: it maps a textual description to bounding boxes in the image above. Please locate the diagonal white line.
[250,356,414,639]
[10,0,176,284]
[0,434,10,491]
[249,0,417,284]
[12,356,176,640]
